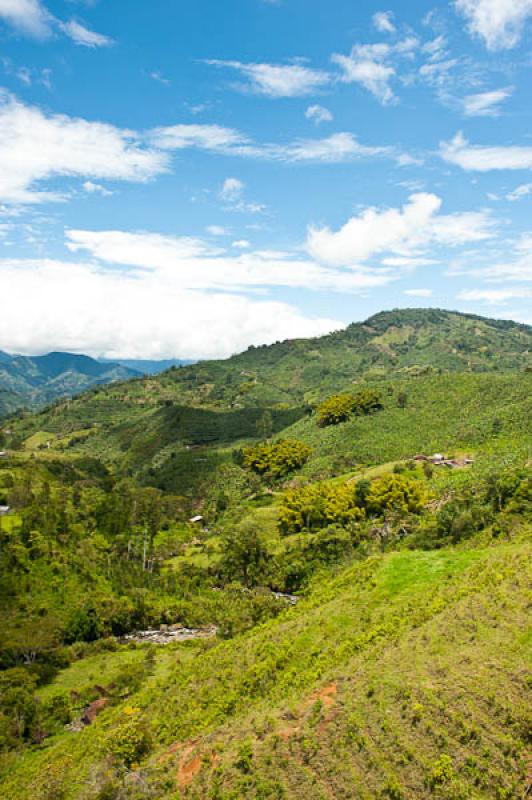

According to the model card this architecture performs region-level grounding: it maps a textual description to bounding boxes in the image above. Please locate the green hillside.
[163,308,532,408]
[0,309,531,799]
[1,534,530,799]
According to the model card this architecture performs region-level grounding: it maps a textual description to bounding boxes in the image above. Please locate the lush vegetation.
[316,389,383,426]
[241,439,312,478]
[0,309,531,799]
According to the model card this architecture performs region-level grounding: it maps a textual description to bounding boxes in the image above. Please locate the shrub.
[366,474,427,517]
[317,389,383,426]
[107,712,152,768]
[317,394,357,426]
[279,482,364,534]
[242,439,311,479]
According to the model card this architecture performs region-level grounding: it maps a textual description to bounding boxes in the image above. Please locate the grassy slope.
[1,534,530,799]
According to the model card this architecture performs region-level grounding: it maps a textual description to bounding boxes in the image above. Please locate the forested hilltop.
[0,308,530,799]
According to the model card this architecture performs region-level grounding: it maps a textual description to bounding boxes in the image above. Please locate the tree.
[242,439,311,479]
[316,394,357,427]
[366,474,427,517]
[316,389,383,427]
[279,482,364,534]
[218,521,272,587]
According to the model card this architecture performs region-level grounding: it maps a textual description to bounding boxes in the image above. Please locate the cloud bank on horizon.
[0,0,531,358]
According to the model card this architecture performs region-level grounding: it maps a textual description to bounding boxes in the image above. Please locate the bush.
[317,389,383,426]
[242,439,311,479]
[279,482,365,534]
[366,474,427,517]
[107,711,152,768]
[64,606,103,645]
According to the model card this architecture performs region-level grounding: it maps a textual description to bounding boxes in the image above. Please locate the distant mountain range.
[0,351,193,416]
[98,357,195,374]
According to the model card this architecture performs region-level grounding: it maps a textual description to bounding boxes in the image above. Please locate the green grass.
[1,534,530,799]
[36,648,146,703]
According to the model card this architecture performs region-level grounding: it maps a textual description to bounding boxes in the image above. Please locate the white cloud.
[506,183,532,201]
[333,38,419,105]
[0,223,421,357]
[333,50,395,105]
[82,181,113,196]
[205,59,331,97]
[219,177,265,214]
[206,225,229,236]
[455,0,532,50]
[305,104,333,124]
[275,132,388,163]
[373,11,396,33]
[64,229,395,294]
[0,91,405,207]
[60,20,113,47]
[0,257,344,359]
[307,193,494,267]
[462,87,513,116]
[149,71,170,86]
[458,288,532,303]
[220,177,244,202]
[477,234,532,281]
[0,1,112,46]
[404,288,433,297]
[149,123,248,153]
[441,132,532,171]
[0,0,52,38]
[0,91,167,204]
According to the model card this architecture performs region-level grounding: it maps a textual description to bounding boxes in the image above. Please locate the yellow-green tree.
[243,439,311,479]
[366,474,427,516]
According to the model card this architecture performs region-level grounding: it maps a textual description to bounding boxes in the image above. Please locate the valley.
[0,309,530,799]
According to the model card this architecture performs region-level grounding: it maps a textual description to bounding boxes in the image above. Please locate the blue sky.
[0,0,531,358]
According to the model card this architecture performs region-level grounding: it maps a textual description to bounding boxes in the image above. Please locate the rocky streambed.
[120,624,218,645]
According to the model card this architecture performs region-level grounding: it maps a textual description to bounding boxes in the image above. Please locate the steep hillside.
[0,352,140,413]
[1,535,530,799]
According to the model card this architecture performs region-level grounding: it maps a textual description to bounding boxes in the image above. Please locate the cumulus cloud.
[307,193,494,267]
[305,104,333,124]
[0,221,415,357]
[204,59,331,97]
[0,257,344,359]
[373,11,396,33]
[455,0,532,50]
[462,87,513,116]
[441,132,532,171]
[0,91,168,204]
